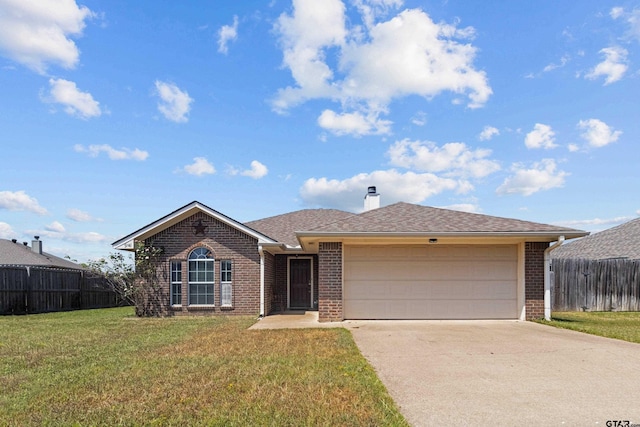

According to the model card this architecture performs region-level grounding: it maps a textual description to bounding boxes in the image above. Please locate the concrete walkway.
[249,315,640,426]
[249,311,345,329]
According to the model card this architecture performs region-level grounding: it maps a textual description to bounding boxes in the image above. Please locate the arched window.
[188,247,214,305]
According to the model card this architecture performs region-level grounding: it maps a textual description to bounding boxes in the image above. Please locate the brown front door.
[289,258,311,308]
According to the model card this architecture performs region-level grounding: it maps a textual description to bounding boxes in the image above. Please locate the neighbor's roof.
[245,209,354,247]
[299,202,587,238]
[552,217,640,260]
[0,239,85,269]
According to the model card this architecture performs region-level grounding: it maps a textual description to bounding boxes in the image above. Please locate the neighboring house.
[0,237,119,315]
[112,188,587,321]
[551,218,640,312]
[551,217,640,260]
[0,237,83,270]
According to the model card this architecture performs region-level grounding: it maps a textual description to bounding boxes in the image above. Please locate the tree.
[84,242,168,317]
[83,251,135,307]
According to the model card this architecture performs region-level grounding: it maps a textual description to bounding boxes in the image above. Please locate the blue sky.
[1,0,639,263]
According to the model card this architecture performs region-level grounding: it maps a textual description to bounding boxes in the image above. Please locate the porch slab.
[249,311,345,329]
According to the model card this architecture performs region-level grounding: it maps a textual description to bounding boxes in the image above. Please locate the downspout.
[258,245,265,318]
[544,236,565,321]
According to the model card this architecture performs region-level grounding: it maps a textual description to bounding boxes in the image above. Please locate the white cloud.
[300,169,461,211]
[578,118,622,148]
[496,159,568,196]
[317,109,391,136]
[0,190,48,215]
[525,123,557,149]
[387,139,500,179]
[273,2,491,136]
[567,143,580,152]
[182,157,216,176]
[610,7,624,19]
[585,46,628,85]
[66,231,106,243]
[0,0,94,73]
[35,226,107,244]
[154,80,193,123]
[74,144,149,161]
[478,125,499,141]
[554,215,633,230]
[610,7,640,42]
[542,54,570,73]
[46,221,66,233]
[45,78,101,119]
[66,208,99,222]
[0,222,15,238]
[438,203,480,213]
[217,15,238,54]
[352,0,403,29]
[411,111,427,126]
[241,160,268,179]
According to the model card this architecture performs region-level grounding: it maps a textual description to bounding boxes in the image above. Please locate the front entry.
[289,258,312,309]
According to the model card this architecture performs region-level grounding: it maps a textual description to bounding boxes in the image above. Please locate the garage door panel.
[344,244,518,320]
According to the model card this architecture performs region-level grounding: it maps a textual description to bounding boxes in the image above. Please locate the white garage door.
[344,244,518,320]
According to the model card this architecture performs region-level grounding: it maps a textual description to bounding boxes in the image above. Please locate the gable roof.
[552,217,640,260]
[298,202,587,240]
[245,209,354,247]
[0,239,85,269]
[112,201,277,251]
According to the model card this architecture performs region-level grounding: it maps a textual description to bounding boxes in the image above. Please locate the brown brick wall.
[318,242,343,322]
[263,251,274,316]
[270,255,319,314]
[525,242,547,320]
[144,211,261,316]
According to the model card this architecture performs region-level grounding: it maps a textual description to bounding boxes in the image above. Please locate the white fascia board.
[296,230,588,242]
[112,201,277,250]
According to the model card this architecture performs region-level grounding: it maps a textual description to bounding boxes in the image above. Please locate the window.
[170,261,182,305]
[220,260,232,307]
[188,247,214,305]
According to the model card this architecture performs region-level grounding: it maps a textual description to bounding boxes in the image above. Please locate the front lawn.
[539,311,640,344]
[0,307,407,426]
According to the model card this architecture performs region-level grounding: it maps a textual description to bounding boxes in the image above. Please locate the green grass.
[538,311,640,344]
[0,307,407,427]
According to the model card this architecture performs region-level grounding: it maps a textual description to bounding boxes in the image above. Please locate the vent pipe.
[32,236,43,255]
[364,186,380,211]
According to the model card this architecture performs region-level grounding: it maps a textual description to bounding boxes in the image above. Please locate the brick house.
[112,188,586,321]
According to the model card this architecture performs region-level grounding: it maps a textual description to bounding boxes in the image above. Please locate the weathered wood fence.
[0,266,123,315]
[552,258,640,311]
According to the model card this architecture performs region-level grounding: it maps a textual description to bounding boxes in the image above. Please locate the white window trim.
[188,248,215,306]
[220,260,233,307]
[170,260,182,306]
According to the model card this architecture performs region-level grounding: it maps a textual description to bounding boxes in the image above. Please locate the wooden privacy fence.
[552,258,640,311]
[0,266,123,315]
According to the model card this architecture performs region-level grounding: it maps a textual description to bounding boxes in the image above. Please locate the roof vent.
[364,186,380,211]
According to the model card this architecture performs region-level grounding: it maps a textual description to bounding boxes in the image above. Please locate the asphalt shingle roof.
[245,209,354,246]
[552,217,640,260]
[309,202,582,234]
[0,239,84,269]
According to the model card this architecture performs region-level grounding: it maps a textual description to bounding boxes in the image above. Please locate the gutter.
[296,230,588,240]
[258,245,265,318]
[543,236,565,321]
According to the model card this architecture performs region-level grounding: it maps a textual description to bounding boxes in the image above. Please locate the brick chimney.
[364,186,380,211]
[32,236,43,255]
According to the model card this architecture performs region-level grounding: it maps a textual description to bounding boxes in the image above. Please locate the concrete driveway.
[347,320,640,426]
